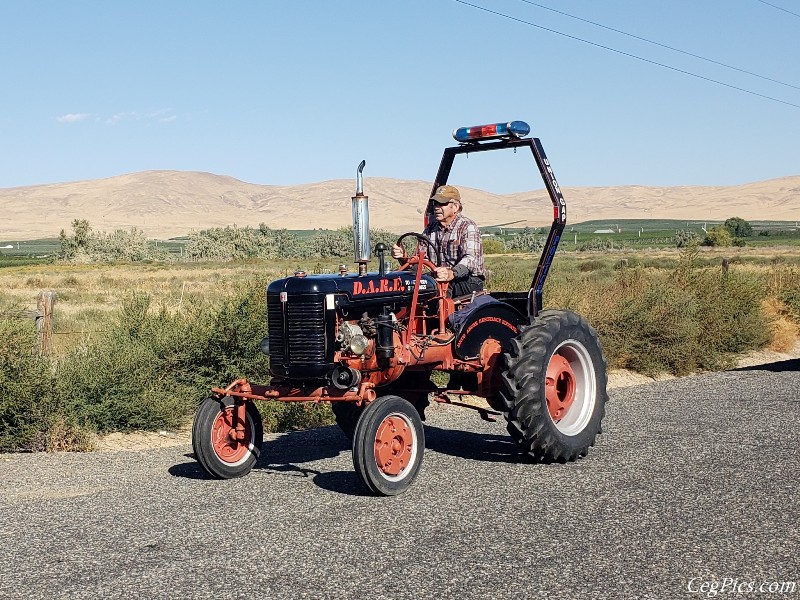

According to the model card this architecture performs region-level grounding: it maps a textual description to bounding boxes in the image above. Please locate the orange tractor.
[192,121,608,495]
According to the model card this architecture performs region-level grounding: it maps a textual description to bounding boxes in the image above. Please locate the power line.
[452,0,800,110]
[754,0,800,19]
[516,0,800,91]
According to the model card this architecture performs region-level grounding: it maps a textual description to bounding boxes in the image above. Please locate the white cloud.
[105,111,139,125]
[148,108,172,118]
[56,113,90,123]
[148,108,177,123]
[104,109,176,125]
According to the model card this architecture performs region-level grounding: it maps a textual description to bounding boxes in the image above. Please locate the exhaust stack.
[352,159,370,276]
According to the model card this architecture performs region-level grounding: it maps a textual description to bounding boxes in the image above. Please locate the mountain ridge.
[2,170,798,240]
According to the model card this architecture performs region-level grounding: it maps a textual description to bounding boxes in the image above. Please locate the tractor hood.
[267,271,438,305]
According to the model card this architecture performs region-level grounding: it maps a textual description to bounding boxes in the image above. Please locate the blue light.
[452,121,531,143]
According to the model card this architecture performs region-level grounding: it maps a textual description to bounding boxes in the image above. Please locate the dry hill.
[1,170,798,240]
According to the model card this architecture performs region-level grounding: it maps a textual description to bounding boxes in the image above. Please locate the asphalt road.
[1,360,798,600]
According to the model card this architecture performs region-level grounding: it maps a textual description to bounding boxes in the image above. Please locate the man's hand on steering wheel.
[394,232,441,271]
[390,243,406,260]
[433,266,454,282]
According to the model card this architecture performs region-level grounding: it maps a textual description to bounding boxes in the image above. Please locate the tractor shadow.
[169,422,523,493]
[254,426,372,495]
[732,357,800,373]
[170,425,371,495]
[168,425,350,480]
[422,425,522,464]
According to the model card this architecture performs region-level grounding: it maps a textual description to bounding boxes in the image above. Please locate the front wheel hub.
[212,407,251,464]
[546,353,576,421]
[374,415,414,477]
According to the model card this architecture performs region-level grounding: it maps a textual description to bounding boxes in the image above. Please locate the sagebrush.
[2,247,797,452]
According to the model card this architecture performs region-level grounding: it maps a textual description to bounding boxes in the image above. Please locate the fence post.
[36,291,56,355]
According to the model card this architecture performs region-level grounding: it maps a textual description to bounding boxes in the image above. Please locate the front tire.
[192,396,263,479]
[352,395,425,496]
[496,310,607,463]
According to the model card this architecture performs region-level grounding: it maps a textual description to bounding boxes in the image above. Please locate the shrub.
[766,266,800,323]
[577,238,618,252]
[674,230,699,248]
[50,280,334,437]
[185,225,286,261]
[484,256,533,290]
[0,317,90,451]
[308,229,352,258]
[185,224,399,262]
[59,220,168,263]
[55,293,205,432]
[505,228,544,253]
[543,245,773,376]
[586,269,702,375]
[482,238,505,254]
[54,286,271,433]
[702,226,733,247]
[688,269,769,369]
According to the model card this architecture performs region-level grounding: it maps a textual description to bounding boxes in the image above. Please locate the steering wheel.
[396,232,440,273]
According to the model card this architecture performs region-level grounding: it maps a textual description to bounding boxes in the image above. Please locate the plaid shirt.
[424,213,485,280]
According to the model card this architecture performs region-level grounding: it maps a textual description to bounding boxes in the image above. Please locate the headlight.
[349,334,369,356]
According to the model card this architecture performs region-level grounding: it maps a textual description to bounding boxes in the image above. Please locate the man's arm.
[451,220,483,279]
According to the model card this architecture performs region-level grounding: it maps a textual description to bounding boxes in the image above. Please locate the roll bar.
[429,137,567,318]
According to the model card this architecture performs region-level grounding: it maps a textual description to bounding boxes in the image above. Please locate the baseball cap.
[430,185,461,205]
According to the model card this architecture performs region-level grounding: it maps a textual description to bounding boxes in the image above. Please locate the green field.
[3,220,799,269]
[487,219,800,249]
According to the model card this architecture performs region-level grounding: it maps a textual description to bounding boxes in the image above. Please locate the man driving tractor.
[390,184,486,297]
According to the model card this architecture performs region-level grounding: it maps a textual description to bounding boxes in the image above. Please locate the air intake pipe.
[352,160,370,276]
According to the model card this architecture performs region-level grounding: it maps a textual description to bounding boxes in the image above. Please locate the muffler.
[352,159,370,276]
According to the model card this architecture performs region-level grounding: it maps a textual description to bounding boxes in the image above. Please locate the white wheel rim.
[549,339,597,436]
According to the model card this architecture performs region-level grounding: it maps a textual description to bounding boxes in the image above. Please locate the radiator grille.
[267,295,327,367]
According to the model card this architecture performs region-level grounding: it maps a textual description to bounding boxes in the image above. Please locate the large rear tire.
[192,396,263,479]
[352,395,425,496]
[496,310,607,462]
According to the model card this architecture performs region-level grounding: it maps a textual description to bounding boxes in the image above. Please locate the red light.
[453,121,531,143]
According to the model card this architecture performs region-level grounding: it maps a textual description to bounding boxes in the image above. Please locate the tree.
[58,219,163,262]
[58,219,92,261]
[506,227,544,252]
[309,229,352,258]
[675,230,699,248]
[723,217,753,238]
[703,225,733,247]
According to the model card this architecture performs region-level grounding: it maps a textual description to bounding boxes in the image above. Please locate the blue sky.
[1,0,799,193]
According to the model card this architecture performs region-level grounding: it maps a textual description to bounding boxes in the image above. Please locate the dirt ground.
[93,340,800,453]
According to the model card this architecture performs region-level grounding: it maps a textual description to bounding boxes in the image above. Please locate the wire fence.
[5,291,57,355]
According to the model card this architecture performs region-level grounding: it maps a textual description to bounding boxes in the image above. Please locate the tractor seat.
[448,293,501,331]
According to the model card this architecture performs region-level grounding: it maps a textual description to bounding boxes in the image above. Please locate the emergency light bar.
[452,121,531,144]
